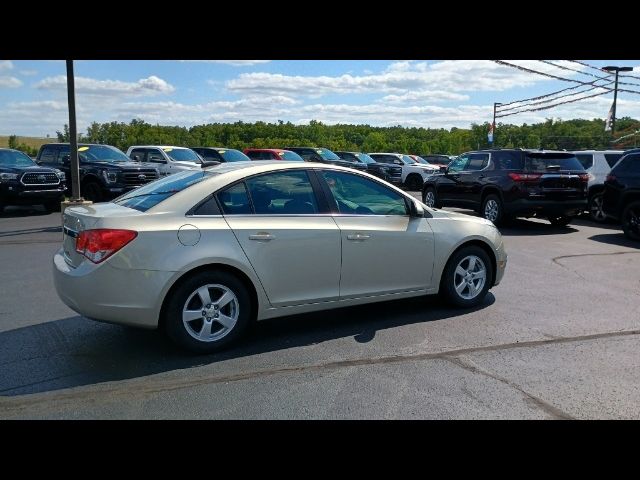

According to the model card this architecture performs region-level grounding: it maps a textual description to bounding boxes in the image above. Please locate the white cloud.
[35,75,175,96]
[19,69,38,76]
[381,90,470,103]
[0,76,22,88]
[0,60,14,72]
[180,60,271,66]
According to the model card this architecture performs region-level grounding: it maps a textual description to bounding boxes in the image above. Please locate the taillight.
[508,173,542,182]
[578,173,589,182]
[606,174,616,182]
[75,229,138,264]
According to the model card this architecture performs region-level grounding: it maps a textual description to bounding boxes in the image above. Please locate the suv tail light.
[606,174,616,182]
[75,229,138,264]
[508,173,542,182]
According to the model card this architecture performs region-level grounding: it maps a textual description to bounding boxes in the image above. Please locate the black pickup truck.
[0,148,67,213]
[36,143,160,202]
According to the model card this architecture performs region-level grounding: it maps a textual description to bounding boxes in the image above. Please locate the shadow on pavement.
[588,233,640,249]
[499,218,578,236]
[0,206,51,218]
[0,293,494,397]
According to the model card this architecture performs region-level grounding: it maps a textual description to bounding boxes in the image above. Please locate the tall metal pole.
[66,60,82,201]
[611,70,619,137]
[491,102,501,148]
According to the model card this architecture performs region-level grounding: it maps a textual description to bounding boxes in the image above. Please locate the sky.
[1,60,639,137]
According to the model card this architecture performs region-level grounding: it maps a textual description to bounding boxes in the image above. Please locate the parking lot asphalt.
[0,201,639,419]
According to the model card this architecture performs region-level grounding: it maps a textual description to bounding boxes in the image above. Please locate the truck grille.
[121,169,159,186]
[21,172,60,185]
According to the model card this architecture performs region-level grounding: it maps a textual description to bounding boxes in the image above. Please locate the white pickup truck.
[369,152,439,190]
[126,145,203,176]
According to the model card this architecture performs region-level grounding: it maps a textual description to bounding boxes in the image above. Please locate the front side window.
[321,171,408,216]
[612,154,640,175]
[39,146,58,164]
[605,153,624,168]
[245,171,318,214]
[448,155,469,172]
[130,148,147,162]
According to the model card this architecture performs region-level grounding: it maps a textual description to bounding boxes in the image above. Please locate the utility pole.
[490,102,501,148]
[603,65,633,138]
[66,60,82,201]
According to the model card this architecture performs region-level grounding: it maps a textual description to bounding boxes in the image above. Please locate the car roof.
[128,145,193,149]
[369,152,404,156]
[245,148,289,152]
[571,149,625,154]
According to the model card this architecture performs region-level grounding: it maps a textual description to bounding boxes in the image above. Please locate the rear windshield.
[113,170,214,212]
[525,153,585,172]
[218,149,250,162]
[279,151,305,161]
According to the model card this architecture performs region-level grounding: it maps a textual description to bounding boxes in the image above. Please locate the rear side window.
[612,154,640,174]
[575,154,594,170]
[466,153,489,171]
[525,153,585,172]
[113,170,213,212]
[245,171,318,214]
[604,153,624,168]
[39,146,58,163]
[493,151,523,170]
[216,183,252,215]
[130,148,147,162]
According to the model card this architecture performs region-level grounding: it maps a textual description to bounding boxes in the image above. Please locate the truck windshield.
[0,149,37,167]
[217,149,251,162]
[353,153,376,164]
[316,148,341,161]
[165,148,202,163]
[77,145,131,163]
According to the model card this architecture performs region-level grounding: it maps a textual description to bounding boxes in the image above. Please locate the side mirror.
[410,200,425,217]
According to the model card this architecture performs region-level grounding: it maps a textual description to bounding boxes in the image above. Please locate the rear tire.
[164,270,252,354]
[481,194,504,225]
[440,245,493,308]
[549,215,572,227]
[82,181,103,202]
[588,192,607,223]
[622,201,640,241]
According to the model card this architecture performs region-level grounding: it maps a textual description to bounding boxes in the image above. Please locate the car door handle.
[249,233,274,241]
[347,233,371,241]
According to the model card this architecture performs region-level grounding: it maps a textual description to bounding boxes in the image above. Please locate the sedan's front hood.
[430,208,495,227]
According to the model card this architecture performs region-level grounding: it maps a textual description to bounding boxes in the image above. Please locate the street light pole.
[491,102,501,148]
[66,60,82,201]
[603,65,633,138]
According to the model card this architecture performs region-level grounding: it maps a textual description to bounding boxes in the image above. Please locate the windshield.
[316,148,341,161]
[0,149,37,168]
[525,153,585,172]
[412,156,430,165]
[279,151,305,161]
[76,145,130,163]
[353,153,375,164]
[113,170,214,212]
[164,148,201,163]
[217,149,250,162]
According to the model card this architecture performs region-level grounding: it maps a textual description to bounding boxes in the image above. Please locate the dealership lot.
[0,201,639,419]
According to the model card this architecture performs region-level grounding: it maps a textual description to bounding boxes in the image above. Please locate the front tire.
[548,215,572,227]
[164,270,252,354]
[622,201,640,241]
[440,246,493,308]
[588,192,607,223]
[82,181,103,202]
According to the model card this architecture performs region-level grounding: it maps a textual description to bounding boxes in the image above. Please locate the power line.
[493,60,596,85]
[497,79,612,109]
[497,83,614,114]
[496,90,611,118]
[568,59,640,85]
[537,60,608,80]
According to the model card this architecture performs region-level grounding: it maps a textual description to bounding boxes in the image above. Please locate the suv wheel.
[82,181,103,202]
[164,270,252,354]
[588,193,607,223]
[405,174,423,191]
[548,215,572,227]
[622,201,640,241]
[481,194,503,225]
[423,187,440,208]
[440,245,493,308]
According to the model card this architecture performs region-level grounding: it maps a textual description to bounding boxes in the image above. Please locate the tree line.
[29,116,639,155]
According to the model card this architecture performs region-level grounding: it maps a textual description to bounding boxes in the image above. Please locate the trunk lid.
[524,152,587,200]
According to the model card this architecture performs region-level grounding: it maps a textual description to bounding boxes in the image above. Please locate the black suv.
[421,149,588,226]
[191,147,251,163]
[334,151,403,184]
[36,143,160,202]
[602,148,640,240]
[283,147,367,172]
[0,148,66,213]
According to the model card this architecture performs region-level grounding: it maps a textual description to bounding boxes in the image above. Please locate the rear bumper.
[504,198,587,217]
[53,249,174,328]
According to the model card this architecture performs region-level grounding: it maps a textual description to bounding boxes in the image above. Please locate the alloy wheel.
[453,255,487,300]
[484,199,499,223]
[589,194,607,222]
[182,284,239,342]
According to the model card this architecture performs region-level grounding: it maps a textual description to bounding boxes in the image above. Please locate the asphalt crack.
[551,251,640,281]
[1,328,639,416]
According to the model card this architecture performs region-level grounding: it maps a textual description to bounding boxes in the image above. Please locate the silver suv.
[573,150,625,222]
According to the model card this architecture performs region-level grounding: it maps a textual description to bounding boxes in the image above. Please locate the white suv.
[572,150,625,222]
[369,152,439,190]
[127,145,203,176]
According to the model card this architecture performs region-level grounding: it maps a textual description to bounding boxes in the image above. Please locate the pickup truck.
[369,152,439,190]
[36,143,160,202]
[127,145,203,176]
